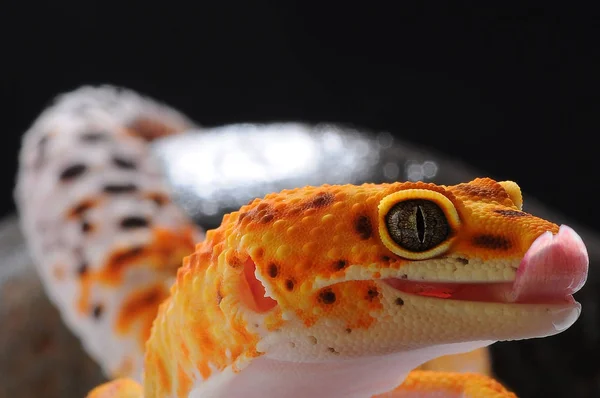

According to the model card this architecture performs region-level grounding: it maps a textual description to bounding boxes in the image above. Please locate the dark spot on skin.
[81,221,93,233]
[319,289,336,304]
[328,347,340,355]
[309,192,334,208]
[80,132,108,142]
[381,255,391,262]
[238,213,247,224]
[355,215,372,240]
[77,262,88,276]
[243,203,277,224]
[366,287,379,301]
[112,246,145,264]
[395,297,404,306]
[285,279,295,291]
[69,200,96,218]
[268,263,279,278]
[333,260,347,271]
[60,164,87,181]
[92,304,103,319]
[472,234,512,250]
[112,156,137,170]
[148,193,168,207]
[456,257,469,265]
[120,216,149,229]
[455,181,509,203]
[103,183,138,194]
[494,209,529,217]
[345,328,352,334]
[401,274,408,279]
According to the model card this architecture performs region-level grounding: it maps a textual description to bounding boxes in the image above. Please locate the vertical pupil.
[416,205,425,243]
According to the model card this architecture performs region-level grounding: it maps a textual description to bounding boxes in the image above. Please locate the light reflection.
[152,123,440,227]
[405,160,439,181]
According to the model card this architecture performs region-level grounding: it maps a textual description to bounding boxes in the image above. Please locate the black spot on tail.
[77,262,88,276]
[92,304,104,319]
[81,221,93,233]
[60,164,87,181]
[112,156,137,170]
[119,216,149,229]
[103,183,138,194]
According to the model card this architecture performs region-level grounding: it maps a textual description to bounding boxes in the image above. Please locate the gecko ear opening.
[240,258,278,313]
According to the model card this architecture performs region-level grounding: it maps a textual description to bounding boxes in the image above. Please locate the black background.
[2,4,599,397]
[2,4,598,229]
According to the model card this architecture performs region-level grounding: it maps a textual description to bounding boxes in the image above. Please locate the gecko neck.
[190,340,494,398]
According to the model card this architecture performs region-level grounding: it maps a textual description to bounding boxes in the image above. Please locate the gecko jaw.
[383,225,588,306]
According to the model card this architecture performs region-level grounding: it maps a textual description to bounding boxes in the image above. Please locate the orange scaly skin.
[88,177,587,397]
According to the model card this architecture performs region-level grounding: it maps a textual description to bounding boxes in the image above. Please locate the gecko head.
[220,178,588,363]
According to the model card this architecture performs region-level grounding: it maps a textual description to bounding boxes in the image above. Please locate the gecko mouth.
[383,225,589,305]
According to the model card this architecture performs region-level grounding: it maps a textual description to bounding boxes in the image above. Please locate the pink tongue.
[508,225,589,303]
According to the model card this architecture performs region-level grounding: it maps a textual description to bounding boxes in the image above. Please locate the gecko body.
[134,178,586,397]
[16,87,589,397]
[14,86,204,379]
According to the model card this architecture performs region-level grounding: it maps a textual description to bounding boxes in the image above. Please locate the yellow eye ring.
[378,189,461,259]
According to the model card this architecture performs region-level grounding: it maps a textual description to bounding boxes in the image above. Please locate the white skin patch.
[14,86,203,380]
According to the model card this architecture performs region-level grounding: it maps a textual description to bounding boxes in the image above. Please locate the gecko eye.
[378,189,461,259]
[385,199,449,252]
